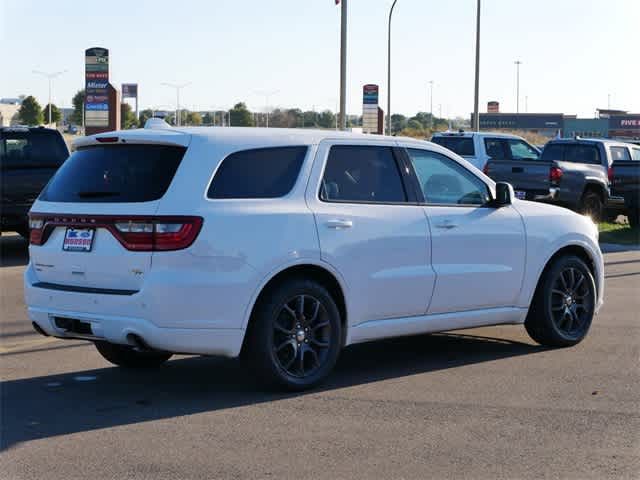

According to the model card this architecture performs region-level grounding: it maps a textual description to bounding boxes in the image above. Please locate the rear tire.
[94,341,172,368]
[525,255,596,347]
[580,190,604,222]
[244,278,342,391]
[628,209,639,229]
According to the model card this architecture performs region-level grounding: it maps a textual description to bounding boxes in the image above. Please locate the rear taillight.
[28,215,45,245]
[608,166,614,184]
[483,163,489,175]
[550,166,563,184]
[29,214,203,251]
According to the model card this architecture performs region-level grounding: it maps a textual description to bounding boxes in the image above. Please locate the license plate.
[62,228,95,252]
[514,190,527,200]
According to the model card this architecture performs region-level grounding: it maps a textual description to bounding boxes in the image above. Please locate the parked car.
[484,138,634,222]
[0,126,69,237]
[431,131,540,170]
[25,125,603,390]
[610,144,640,227]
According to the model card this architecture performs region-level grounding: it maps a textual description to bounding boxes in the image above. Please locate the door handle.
[434,220,458,230]
[512,167,524,173]
[325,219,353,229]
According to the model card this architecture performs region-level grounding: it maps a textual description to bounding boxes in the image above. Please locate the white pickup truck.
[431,131,541,171]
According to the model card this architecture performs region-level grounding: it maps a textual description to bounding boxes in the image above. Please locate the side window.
[507,139,539,160]
[631,148,640,161]
[207,146,307,199]
[407,148,491,206]
[610,146,632,161]
[484,138,509,160]
[320,145,406,203]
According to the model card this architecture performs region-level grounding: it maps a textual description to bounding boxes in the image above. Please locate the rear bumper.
[533,187,559,202]
[24,266,245,357]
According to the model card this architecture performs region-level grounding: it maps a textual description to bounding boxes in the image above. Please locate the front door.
[405,147,526,314]
[306,140,435,325]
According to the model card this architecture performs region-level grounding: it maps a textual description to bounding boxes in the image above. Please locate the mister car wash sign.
[85,47,109,127]
[362,84,379,134]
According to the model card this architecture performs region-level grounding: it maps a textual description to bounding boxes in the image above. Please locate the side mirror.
[494,182,514,207]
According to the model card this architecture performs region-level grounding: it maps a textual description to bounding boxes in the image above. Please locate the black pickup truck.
[484,138,636,221]
[0,126,69,237]
[610,144,640,227]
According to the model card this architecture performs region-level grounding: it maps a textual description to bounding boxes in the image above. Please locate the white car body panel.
[24,127,603,357]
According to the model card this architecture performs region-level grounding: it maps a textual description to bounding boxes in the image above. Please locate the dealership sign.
[85,47,109,127]
[362,84,380,134]
[122,83,138,99]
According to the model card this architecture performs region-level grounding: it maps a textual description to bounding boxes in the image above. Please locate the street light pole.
[162,82,191,127]
[339,0,348,131]
[473,0,481,132]
[386,0,399,135]
[429,80,434,129]
[514,60,522,113]
[33,70,66,125]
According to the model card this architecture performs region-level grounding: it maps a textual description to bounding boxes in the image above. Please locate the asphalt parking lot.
[1,233,638,480]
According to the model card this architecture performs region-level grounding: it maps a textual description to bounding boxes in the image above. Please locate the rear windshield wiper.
[76,191,121,198]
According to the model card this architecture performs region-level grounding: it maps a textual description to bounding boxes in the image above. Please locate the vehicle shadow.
[0,234,29,268]
[1,331,544,450]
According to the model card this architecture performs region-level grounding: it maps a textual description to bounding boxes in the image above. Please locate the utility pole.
[162,82,190,126]
[473,0,481,131]
[33,70,66,125]
[255,90,279,128]
[514,60,522,113]
[429,80,434,129]
[339,0,348,130]
[386,0,399,135]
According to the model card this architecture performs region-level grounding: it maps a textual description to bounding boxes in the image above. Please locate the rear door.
[29,141,188,292]
[307,140,435,324]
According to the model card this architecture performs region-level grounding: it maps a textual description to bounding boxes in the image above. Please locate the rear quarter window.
[39,144,186,203]
[207,146,307,199]
[431,136,475,156]
[541,143,601,164]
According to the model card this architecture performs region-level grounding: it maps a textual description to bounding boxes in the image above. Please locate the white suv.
[25,125,604,390]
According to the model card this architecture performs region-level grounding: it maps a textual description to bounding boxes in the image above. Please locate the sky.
[1,0,638,119]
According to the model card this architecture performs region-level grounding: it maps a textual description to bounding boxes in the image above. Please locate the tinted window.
[431,136,475,156]
[408,149,490,205]
[208,146,307,199]
[564,144,600,164]
[541,143,564,160]
[320,145,406,203]
[484,138,509,160]
[610,146,631,161]
[631,148,640,161]
[0,131,68,169]
[40,145,186,203]
[507,139,539,160]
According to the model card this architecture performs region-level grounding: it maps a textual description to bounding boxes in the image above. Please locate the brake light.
[28,214,203,251]
[96,136,119,143]
[550,166,563,183]
[608,166,614,184]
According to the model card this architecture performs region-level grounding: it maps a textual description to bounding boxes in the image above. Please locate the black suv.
[1,127,69,237]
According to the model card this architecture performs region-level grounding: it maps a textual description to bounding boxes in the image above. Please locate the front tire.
[94,341,172,368]
[525,255,596,347]
[244,278,342,391]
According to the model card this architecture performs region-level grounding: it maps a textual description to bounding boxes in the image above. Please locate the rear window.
[39,144,186,203]
[0,130,68,169]
[541,143,601,164]
[207,146,307,199]
[431,136,475,156]
[610,146,631,161]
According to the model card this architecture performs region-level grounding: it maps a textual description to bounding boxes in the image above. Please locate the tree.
[229,102,254,127]
[70,90,85,125]
[138,109,153,127]
[407,119,424,131]
[317,110,336,129]
[42,103,61,125]
[120,103,137,129]
[391,114,407,134]
[17,96,43,125]
[202,112,214,125]
[186,111,202,126]
[303,110,319,128]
